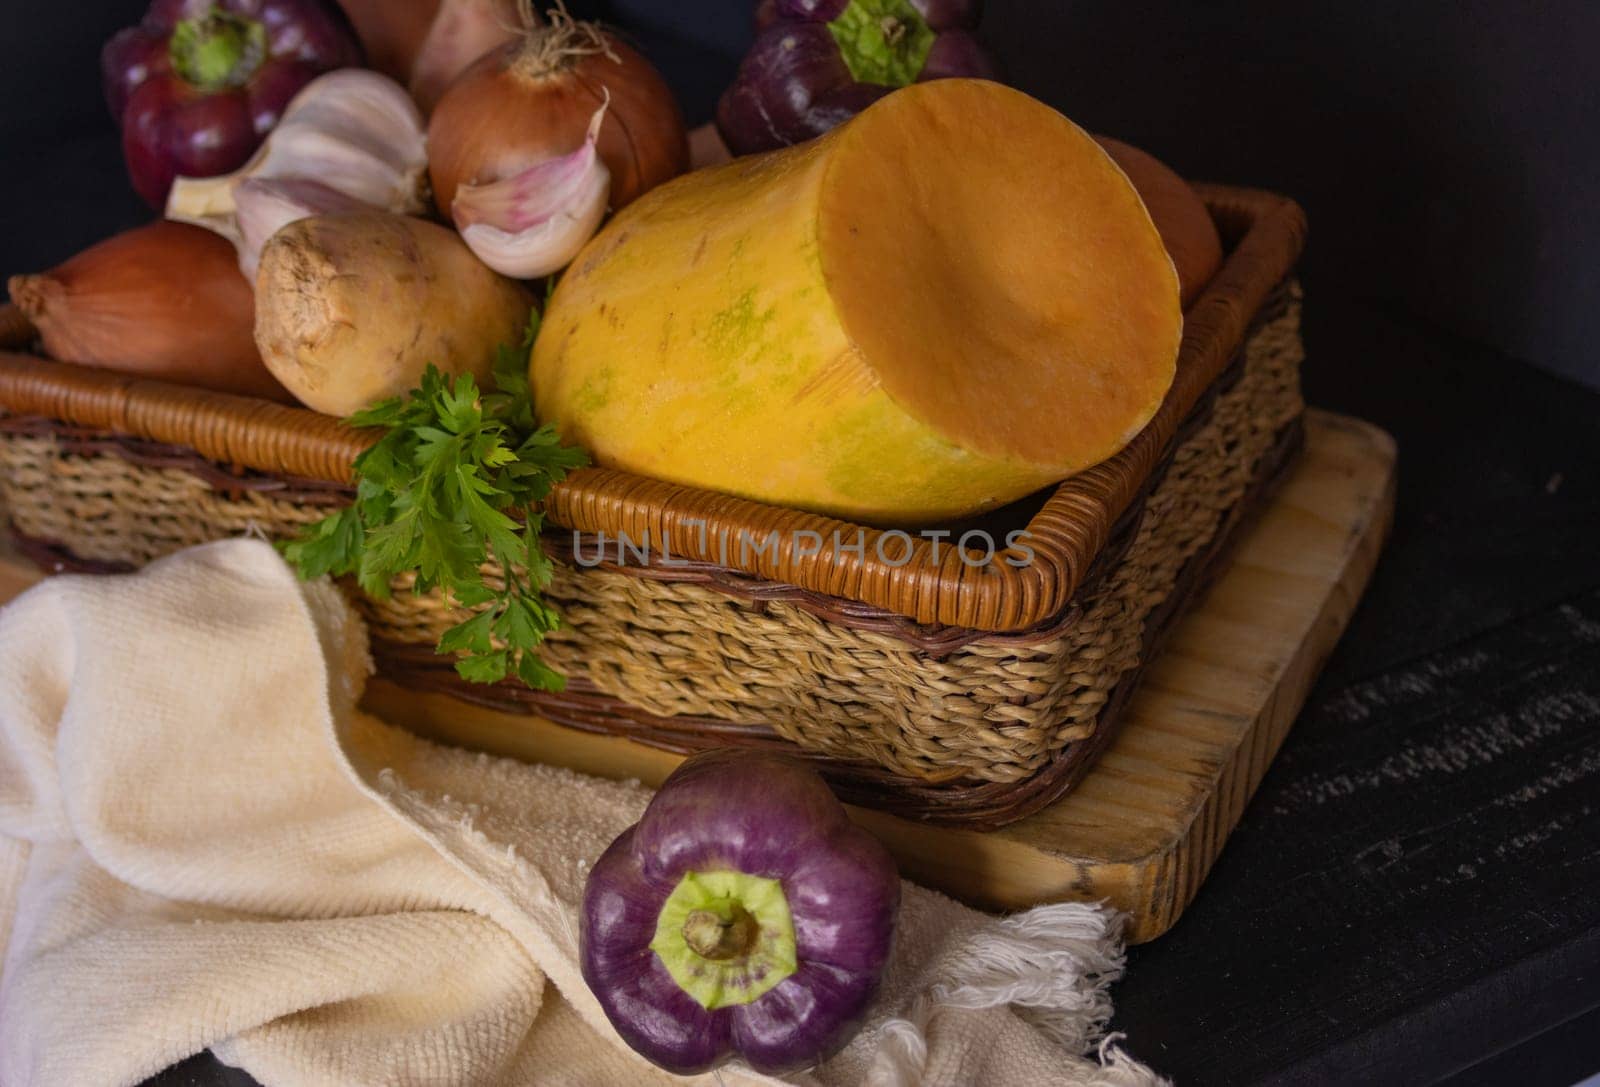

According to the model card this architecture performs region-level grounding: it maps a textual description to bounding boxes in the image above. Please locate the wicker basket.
[0,185,1306,829]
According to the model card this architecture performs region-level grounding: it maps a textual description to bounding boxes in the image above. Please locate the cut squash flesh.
[533,79,1182,524]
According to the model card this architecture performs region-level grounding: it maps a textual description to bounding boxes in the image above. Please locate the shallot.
[8,221,291,401]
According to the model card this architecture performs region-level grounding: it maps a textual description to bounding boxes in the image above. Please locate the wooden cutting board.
[0,410,1396,943]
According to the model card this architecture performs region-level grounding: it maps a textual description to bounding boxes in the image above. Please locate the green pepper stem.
[682,903,757,960]
[651,870,797,1009]
[170,9,269,93]
[827,0,935,86]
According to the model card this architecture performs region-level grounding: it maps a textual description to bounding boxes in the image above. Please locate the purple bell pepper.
[717,0,998,154]
[580,749,900,1075]
[102,0,363,208]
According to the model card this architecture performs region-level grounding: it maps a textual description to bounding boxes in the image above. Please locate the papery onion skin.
[409,0,524,114]
[334,0,520,114]
[333,0,442,84]
[581,749,899,1076]
[427,31,688,216]
[7,221,292,402]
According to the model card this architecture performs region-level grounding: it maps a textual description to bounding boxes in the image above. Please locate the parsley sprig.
[282,312,587,689]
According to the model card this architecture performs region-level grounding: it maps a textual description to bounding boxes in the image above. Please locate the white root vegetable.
[254,212,531,416]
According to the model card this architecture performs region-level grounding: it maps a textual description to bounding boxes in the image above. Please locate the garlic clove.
[165,138,273,242]
[165,178,246,243]
[452,102,611,279]
[458,200,608,280]
[234,177,371,282]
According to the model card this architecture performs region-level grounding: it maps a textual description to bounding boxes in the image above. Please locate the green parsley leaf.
[280,506,362,579]
[280,309,586,689]
[439,609,496,656]
[457,650,510,685]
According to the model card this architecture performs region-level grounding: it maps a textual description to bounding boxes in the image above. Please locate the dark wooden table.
[1110,289,1600,1086]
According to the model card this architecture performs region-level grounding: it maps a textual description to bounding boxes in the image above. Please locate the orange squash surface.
[534,80,1183,524]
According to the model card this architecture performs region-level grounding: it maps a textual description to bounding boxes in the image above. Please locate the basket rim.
[0,184,1305,632]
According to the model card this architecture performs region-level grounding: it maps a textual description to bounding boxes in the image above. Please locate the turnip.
[254,211,532,416]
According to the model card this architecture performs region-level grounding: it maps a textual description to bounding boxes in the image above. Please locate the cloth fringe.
[862,903,1168,1086]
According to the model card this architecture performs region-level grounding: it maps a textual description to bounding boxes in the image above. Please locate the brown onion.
[335,0,442,85]
[1095,137,1224,308]
[7,221,293,402]
[410,0,524,114]
[336,0,521,114]
[427,4,688,216]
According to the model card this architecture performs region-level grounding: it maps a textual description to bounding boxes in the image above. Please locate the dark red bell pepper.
[103,0,362,209]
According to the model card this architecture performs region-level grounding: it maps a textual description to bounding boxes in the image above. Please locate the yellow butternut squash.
[533,79,1181,524]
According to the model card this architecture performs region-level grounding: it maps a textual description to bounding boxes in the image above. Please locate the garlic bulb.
[166,69,428,270]
[250,69,430,205]
[233,178,370,281]
[452,101,611,279]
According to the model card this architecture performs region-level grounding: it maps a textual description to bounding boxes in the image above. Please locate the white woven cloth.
[0,539,1165,1087]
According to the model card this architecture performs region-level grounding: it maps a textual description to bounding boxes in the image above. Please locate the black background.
[3,4,1600,1086]
[3,0,1599,389]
